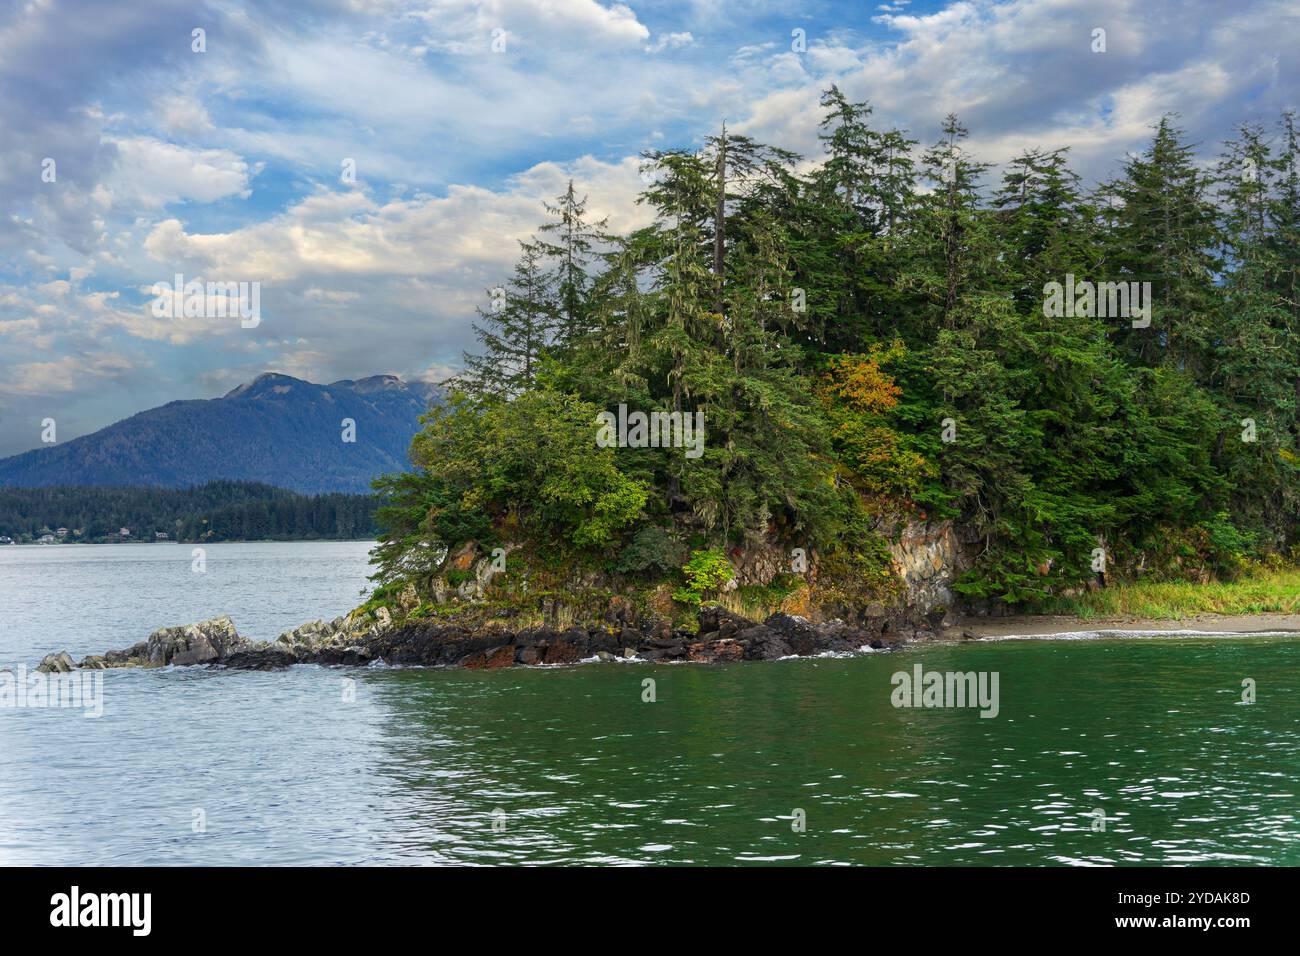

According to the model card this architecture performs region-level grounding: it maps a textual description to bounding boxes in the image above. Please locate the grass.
[716,576,809,623]
[1036,564,1300,620]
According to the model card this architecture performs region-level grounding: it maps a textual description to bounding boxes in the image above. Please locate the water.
[2,542,1297,865]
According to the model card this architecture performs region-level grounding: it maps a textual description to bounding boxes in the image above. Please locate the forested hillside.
[0,481,376,542]
[372,91,1300,610]
[0,374,441,494]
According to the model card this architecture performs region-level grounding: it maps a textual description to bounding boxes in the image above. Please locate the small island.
[35,94,1300,674]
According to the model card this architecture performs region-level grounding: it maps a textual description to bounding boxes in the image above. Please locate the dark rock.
[543,640,582,665]
[642,641,687,661]
[586,627,620,654]
[697,605,752,638]
[338,645,374,665]
[762,613,825,655]
[54,596,909,678]
[459,645,515,669]
[223,646,299,670]
[370,625,493,666]
[104,642,148,666]
[687,638,744,663]
[736,625,792,661]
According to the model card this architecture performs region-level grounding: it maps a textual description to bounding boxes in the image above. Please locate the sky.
[0,0,1297,456]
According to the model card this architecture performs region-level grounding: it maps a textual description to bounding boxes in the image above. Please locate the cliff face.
[416,515,974,636]
[887,520,968,615]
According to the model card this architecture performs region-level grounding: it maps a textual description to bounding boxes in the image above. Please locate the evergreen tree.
[536,180,607,350]
[453,241,556,397]
[1098,115,1223,375]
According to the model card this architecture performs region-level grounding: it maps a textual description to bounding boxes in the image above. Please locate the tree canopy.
[375,101,1300,607]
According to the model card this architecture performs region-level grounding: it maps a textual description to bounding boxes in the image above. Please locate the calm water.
[1,542,1297,866]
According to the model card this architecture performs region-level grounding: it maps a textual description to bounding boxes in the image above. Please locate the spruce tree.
[453,241,556,397]
[536,180,607,351]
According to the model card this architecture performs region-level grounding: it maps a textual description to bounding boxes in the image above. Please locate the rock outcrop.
[35,651,76,674]
[887,519,967,616]
[39,605,900,674]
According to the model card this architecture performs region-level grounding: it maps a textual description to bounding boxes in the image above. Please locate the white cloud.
[647,31,694,53]
[140,154,652,284]
[4,352,139,397]
[154,93,217,137]
[413,0,650,51]
[106,137,257,207]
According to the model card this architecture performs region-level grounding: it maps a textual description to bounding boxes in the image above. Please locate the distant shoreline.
[0,538,376,546]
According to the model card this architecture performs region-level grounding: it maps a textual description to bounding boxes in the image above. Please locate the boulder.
[459,645,515,669]
[36,651,76,673]
[145,615,248,667]
[543,640,582,665]
[516,646,544,666]
[736,625,792,661]
[762,613,825,656]
[697,605,752,638]
[104,641,148,666]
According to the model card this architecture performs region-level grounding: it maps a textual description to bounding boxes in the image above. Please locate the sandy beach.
[944,612,1300,641]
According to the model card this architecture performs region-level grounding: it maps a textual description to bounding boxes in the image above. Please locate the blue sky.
[1,0,1297,456]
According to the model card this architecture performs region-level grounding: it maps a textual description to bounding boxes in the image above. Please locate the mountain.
[0,373,443,494]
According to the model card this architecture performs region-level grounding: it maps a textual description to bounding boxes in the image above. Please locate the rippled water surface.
[2,543,1297,865]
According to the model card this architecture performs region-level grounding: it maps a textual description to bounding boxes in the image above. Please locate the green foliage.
[371,389,650,591]
[672,548,736,606]
[373,97,1300,608]
[616,525,687,574]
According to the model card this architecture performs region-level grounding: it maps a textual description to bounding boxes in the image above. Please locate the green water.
[4,625,1297,864]
[359,635,1298,865]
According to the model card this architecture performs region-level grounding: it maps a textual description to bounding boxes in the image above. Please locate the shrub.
[672,548,736,606]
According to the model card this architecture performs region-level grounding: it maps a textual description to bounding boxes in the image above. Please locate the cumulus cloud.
[107,138,257,207]
[139,155,651,285]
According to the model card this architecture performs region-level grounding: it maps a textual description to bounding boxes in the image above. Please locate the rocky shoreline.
[35,604,909,674]
[34,601,1295,675]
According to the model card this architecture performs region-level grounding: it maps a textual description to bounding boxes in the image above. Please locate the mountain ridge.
[0,372,443,494]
